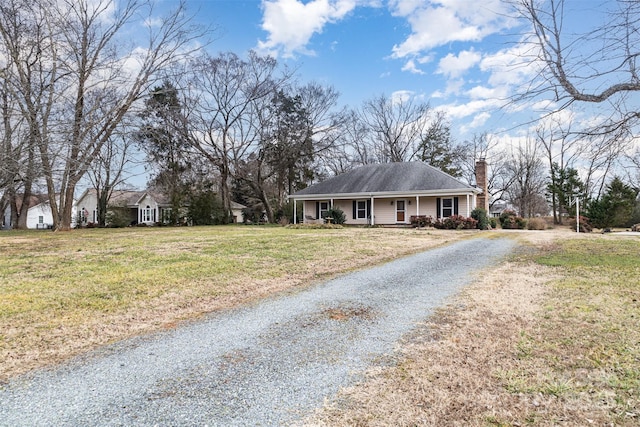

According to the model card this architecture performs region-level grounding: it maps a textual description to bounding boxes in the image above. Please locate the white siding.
[300,195,475,226]
[344,199,370,225]
[26,203,53,229]
[138,194,159,224]
[76,191,99,226]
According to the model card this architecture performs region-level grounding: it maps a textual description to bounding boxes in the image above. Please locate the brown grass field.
[2,225,639,426]
[0,225,470,381]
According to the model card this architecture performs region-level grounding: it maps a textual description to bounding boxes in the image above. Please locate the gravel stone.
[0,237,516,426]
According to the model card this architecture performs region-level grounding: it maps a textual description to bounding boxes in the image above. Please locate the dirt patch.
[323,304,376,321]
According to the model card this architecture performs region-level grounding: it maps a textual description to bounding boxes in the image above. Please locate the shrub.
[499,209,527,229]
[470,208,490,230]
[573,215,593,233]
[242,206,265,224]
[105,207,131,228]
[410,215,433,228]
[433,215,478,230]
[489,217,497,229]
[278,216,290,226]
[527,217,547,230]
[323,206,346,225]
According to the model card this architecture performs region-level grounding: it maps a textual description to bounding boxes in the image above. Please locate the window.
[319,201,330,219]
[38,216,44,224]
[142,205,155,222]
[441,198,453,217]
[442,198,453,217]
[356,200,367,219]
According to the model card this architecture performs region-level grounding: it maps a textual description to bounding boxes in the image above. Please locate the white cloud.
[257,0,359,58]
[401,59,425,74]
[443,78,465,96]
[467,84,509,101]
[468,111,491,129]
[391,90,414,104]
[531,100,558,112]
[436,95,506,125]
[436,49,482,79]
[389,0,516,59]
[481,42,540,88]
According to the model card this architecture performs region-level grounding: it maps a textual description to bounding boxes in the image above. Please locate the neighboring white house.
[75,188,247,226]
[1,194,77,229]
[490,200,509,218]
[2,189,248,229]
[75,189,176,226]
[230,201,247,223]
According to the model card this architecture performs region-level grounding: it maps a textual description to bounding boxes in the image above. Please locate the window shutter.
[454,197,459,215]
[436,198,441,218]
[316,202,320,219]
[366,200,371,218]
[352,200,357,219]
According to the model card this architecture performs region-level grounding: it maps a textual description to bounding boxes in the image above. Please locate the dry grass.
[303,229,640,426]
[302,261,557,427]
[5,225,638,426]
[0,225,472,381]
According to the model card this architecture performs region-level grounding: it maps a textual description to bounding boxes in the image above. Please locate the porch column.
[293,200,297,224]
[370,196,375,225]
[466,194,470,217]
[416,196,420,216]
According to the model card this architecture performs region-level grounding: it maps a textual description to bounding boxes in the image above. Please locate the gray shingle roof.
[292,162,476,197]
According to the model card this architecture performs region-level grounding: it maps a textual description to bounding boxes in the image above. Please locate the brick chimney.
[475,158,489,212]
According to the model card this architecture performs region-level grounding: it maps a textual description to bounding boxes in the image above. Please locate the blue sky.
[160,0,627,148]
[186,0,528,143]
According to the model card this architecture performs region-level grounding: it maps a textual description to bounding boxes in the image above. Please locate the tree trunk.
[97,185,110,227]
[57,182,78,231]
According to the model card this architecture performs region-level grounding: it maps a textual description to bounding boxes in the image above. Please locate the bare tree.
[416,111,466,177]
[87,133,133,227]
[534,115,579,224]
[336,109,371,168]
[297,82,346,178]
[459,133,513,209]
[0,0,49,229]
[360,93,431,163]
[0,0,204,230]
[505,137,548,217]
[185,51,285,222]
[515,0,640,136]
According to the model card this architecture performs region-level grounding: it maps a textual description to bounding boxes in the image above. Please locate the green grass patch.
[510,237,640,421]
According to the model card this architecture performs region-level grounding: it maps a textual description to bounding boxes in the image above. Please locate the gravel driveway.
[0,236,516,426]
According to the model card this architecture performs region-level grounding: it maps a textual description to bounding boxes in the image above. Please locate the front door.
[396,200,406,222]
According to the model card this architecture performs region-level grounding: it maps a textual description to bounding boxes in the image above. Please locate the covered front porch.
[292,192,477,226]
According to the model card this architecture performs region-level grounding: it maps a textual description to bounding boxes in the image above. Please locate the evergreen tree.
[587,177,638,228]
[136,82,191,225]
[417,113,464,177]
[547,164,585,224]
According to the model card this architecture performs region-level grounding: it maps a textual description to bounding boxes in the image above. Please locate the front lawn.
[0,225,468,380]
